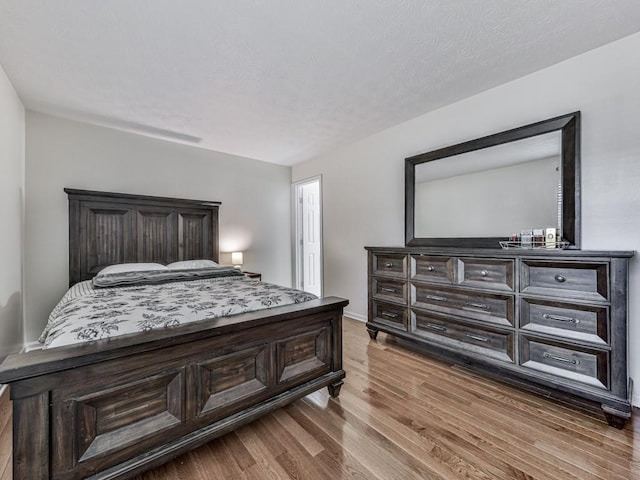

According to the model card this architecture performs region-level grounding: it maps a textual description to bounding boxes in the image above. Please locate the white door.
[293,177,322,297]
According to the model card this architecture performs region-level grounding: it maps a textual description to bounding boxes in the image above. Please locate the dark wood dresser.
[366,246,634,427]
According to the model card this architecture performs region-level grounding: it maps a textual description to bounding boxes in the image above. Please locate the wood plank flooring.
[1,316,638,479]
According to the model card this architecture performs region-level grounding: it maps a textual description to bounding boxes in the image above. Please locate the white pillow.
[166,259,220,270]
[98,263,168,275]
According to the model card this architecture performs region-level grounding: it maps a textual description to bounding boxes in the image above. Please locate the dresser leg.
[367,328,379,340]
[327,380,343,398]
[603,412,627,429]
[602,404,631,429]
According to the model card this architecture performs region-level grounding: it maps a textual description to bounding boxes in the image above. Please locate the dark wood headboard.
[66,188,221,286]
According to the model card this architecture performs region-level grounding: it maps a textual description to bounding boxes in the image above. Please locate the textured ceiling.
[1,1,640,165]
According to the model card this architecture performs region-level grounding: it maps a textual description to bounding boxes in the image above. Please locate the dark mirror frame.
[405,111,581,249]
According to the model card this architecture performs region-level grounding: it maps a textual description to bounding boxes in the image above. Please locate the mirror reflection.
[414,131,562,238]
[406,111,580,248]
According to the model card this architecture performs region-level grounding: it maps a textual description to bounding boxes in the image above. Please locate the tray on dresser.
[499,240,570,250]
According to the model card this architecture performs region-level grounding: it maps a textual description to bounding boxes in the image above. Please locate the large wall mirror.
[405,112,580,248]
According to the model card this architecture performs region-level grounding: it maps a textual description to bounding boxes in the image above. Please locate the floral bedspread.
[40,275,318,349]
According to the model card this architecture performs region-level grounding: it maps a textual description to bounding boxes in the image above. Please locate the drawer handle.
[424,323,447,332]
[543,352,579,365]
[465,333,490,343]
[480,270,489,277]
[554,274,566,283]
[381,287,398,294]
[385,262,394,268]
[465,301,490,310]
[542,313,580,324]
[427,265,435,272]
[424,294,448,302]
[381,311,399,319]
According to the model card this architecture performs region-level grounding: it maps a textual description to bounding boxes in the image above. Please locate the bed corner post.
[13,391,50,479]
[67,193,81,287]
[328,313,345,398]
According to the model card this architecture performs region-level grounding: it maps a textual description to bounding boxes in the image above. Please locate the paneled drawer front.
[372,301,408,330]
[372,277,407,304]
[413,311,514,363]
[276,327,331,386]
[53,368,186,474]
[520,260,609,301]
[373,253,407,279]
[519,335,609,389]
[520,298,608,345]
[411,284,514,327]
[196,345,270,419]
[459,258,514,291]
[411,255,455,284]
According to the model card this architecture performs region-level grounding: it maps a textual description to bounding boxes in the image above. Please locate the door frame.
[291,175,323,297]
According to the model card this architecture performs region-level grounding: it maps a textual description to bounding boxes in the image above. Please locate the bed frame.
[0,189,348,479]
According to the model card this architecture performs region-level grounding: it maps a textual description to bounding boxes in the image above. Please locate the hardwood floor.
[1,316,638,479]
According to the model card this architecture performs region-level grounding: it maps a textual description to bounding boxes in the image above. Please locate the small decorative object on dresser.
[243,271,262,280]
[365,247,634,428]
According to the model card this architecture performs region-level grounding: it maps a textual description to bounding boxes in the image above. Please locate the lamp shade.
[231,251,244,266]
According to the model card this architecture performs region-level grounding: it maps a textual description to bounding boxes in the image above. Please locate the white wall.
[25,112,292,343]
[292,32,640,403]
[0,64,25,360]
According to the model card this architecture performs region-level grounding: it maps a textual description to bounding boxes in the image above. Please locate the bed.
[0,189,348,480]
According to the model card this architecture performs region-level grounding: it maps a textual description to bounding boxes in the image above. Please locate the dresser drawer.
[519,335,608,389]
[372,277,407,304]
[520,260,608,301]
[411,255,455,284]
[520,298,608,345]
[411,284,514,327]
[413,311,514,363]
[372,253,407,279]
[459,258,514,291]
[371,301,407,330]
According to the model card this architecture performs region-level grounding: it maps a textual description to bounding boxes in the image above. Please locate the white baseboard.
[25,341,43,352]
[343,310,366,322]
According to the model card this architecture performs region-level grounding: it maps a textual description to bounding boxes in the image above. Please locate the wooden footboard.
[0,297,348,480]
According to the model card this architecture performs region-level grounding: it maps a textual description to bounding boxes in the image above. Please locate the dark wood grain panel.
[371,253,407,279]
[520,298,608,345]
[371,300,408,330]
[520,335,609,390]
[60,369,186,472]
[411,284,515,327]
[411,255,455,284]
[137,211,178,263]
[276,328,330,385]
[66,189,221,286]
[179,212,211,261]
[12,392,49,480]
[413,311,515,363]
[371,277,407,304]
[197,345,269,418]
[520,260,609,301]
[83,207,135,280]
[459,257,514,291]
